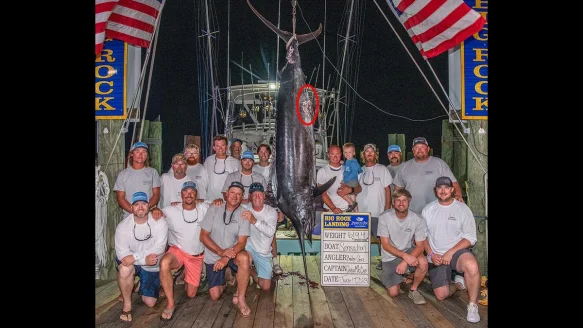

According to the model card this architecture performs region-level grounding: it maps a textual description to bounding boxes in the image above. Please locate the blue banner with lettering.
[461,0,488,120]
[95,39,127,119]
[322,213,369,230]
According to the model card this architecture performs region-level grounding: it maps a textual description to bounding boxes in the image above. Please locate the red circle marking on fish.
[295,84,319,126]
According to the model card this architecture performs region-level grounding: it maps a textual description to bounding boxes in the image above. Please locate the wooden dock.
[95,255,488,327]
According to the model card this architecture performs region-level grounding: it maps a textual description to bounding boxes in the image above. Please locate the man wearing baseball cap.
[221,150,266,206]
[155,181,211,321]
[422,176,481,323]
[386,144,403,180]
[240,182,278,291]
[114,191,168,322]
[393,137,463,214]
[159,153,195,208]
[199,181,253,317]
[114,141,161,218]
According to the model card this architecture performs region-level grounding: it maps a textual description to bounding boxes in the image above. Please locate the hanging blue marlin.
[247,0,335,293]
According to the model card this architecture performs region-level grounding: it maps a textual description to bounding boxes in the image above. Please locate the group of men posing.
[111,135,482,324]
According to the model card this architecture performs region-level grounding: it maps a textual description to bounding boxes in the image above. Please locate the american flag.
[95,0,165,55]
[95,0,120,54]
[386,0,487,59]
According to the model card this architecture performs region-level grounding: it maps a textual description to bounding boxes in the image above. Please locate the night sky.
[137,0,450,172]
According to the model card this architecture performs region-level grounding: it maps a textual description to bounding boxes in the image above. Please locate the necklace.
[182,206,199,223]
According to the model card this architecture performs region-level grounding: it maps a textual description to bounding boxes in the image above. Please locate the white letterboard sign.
[320,212,370,287]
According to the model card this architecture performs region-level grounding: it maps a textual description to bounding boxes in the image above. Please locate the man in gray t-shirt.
[199,181,253,317]
[393,137,463,214]
[377,188,428,305]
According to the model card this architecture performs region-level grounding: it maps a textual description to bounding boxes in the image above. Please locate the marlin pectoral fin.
[313,176,337,198]
[247,0,292,43]
[296,24,323,45]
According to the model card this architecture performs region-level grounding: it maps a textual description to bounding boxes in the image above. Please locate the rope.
[95,166,110,269]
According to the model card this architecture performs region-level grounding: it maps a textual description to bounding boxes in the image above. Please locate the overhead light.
[269,83,277,90]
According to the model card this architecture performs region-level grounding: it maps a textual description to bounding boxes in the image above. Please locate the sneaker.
[466,302,480,323]
[408,290,426,305]
[454,274,467,290]
[375,261,382,270]
[273,264,283,275]
[346,202,358,212]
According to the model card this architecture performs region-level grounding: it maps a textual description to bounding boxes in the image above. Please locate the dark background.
[131,0,450,172]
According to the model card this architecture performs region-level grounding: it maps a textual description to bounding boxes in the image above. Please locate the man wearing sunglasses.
[221,150,266,206]
[204,135,241,203]
[199,181,253,318]
[114,191,168,323]
[152,181,211,321]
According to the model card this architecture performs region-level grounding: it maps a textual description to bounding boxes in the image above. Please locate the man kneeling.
[200,181,253,317]
[377,189,428,304]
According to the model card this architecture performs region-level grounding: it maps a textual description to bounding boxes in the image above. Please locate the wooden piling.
[97,120,125,280]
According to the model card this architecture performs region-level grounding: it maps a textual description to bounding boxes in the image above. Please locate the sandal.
[160,307,175,321]
[238,303,251,318]
[120,310,132,322]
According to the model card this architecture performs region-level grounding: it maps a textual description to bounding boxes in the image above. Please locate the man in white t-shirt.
[114,191,168,323]
[386,144,403,193]
[251,144,286,275]
[241,182,278,291]
[422,176,481,323]
[316,145,361,214]
[154,181,210,321]
[204,135,241,202]
[114,142,161,218]
[354,143,392,270]
[159,153,194,208]
[377,188,428,305]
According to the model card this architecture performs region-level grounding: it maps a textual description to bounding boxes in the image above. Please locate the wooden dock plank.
[340,287,375,327]
[292,255,313,328]
[95,256,486,328]
[368,279,414,328]
[354,287,397,328]
[399,284,455,328]
[130,286,188,328]
[170,291,208,328]
[322,286,354,328]
[416,281,480,328]
[232,279,261,328]
[307,256,334,328]
[252,278,276,328]
[273,255,294,328]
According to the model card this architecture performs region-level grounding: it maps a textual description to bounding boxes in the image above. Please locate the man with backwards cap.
[229,138,243,160]
[221,150,266,206]
[114,141,161,218]
[114,191,168,322]
[393,137,463,215]
[154,181,210,321]
[240,182,278,291]
[159,153,194,208]
[199,181,253,317]
[422,176,481,323]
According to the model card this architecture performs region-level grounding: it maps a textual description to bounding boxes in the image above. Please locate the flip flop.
[238,303,251,318]
[120,310,132,322]
[160,308,175,321]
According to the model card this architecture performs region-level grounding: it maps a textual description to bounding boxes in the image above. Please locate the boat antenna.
[204,0,218,155]
[292,0,297,35]
[322,0,326,90]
